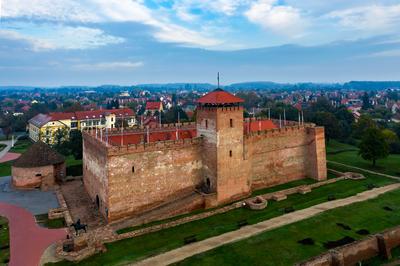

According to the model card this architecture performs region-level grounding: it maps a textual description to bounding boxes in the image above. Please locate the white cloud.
[172,0,249,18]
[244,0,307,37]
[326,4,400,33]
[0,24,124,51]
[1,0,220,48]
[73,61,144,70]
[367,49,400,58]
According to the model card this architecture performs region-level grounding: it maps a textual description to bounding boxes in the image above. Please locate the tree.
[361,92,372,110]
[68,130,83,160]
[313,111,340,142]
[0,113,13,139]
[353,115,377,138]
[358,128,389,166]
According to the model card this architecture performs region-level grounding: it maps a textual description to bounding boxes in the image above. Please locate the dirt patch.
[356,229,370,235]
[336,223,352,230]
[298,238,315,245]
[324,236,355,249]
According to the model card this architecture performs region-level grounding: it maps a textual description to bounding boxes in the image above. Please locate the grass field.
[49,170,396,266]
[327,140,400,176]
[0,139,33,177]
[176,188,400,266]
[65,155,82,177]
[0,216,10,264]
[9,139,32,153]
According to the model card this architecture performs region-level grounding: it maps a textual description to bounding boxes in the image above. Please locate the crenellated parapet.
[244,123,316,139]
[107,137,203,156]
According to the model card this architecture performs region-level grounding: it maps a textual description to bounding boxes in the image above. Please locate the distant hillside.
[1,81,400,92]
[343,81,400,90]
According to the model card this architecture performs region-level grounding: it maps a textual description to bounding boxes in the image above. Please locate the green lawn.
[176,188,400,266]
[0,217,10,264]
[9,139,33,153]
[327,140,400,176]
[65,155,82,177]
[35,214,66,229]
[0,139,33,177]
[48,171,396,266]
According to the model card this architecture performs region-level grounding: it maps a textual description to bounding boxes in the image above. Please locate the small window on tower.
[230,119,233,128]
[205,119,208,129]
[132,166,135,173]
[229,150,232,157]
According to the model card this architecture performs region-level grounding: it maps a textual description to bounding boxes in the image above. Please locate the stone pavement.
[0,202,67,266]
[0,139,13,160]
[0,176,59,215]
[133,183,400,266]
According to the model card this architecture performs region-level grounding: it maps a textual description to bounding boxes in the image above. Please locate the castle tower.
[196,89,251,204]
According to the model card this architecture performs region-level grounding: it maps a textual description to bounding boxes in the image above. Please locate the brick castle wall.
[245,125,327,189]
[83,133,110,219]
[82,119,327,222]
[106,138,203,222]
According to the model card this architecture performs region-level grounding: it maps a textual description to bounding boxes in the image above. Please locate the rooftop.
[29,108,135,127]
[197,88,244,105]
[13,141,65,168]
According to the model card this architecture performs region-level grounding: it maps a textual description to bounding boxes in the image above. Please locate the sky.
[1,0,400,86]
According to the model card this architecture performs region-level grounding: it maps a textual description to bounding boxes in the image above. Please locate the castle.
[82,89,327,223]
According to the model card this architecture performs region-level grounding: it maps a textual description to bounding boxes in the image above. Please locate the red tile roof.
[197,89,244,104]
[145,102,162,110]
[244,120,277,133]
[29,108,135,127]
[49,112,76,120]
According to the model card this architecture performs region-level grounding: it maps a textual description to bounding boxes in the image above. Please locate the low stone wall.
[53,189,73,226]
[296,226,400,266]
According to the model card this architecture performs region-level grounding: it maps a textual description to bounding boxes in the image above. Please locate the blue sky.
[1,0,400,86]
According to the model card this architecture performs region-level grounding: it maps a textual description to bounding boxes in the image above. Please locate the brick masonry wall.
[82,133,109,219]
[297,226,400,266]
[245,126,327,189]
[106,142,203,222]
[12,165,54,189]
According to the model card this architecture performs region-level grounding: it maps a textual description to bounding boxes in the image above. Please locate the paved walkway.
[0,202,67,266]
[134,183,400,266]
[0,139,13,160]
[0,176,59,215]
[327,160,400,181]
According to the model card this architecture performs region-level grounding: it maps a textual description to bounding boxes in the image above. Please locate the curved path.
[327,160,400,181]
[0,202,67,266]
[133,183,400,266]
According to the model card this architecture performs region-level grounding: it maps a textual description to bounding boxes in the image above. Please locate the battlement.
[244,123,316,139]
[107,137,203,155]
[196,106,243,112]
[105,122,196,135]
[83,130,203,156]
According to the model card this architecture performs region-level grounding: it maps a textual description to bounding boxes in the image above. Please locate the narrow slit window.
[205,119,208,129]
[230,119,233,128]
[132,166,135,173]
[229,150,232,157]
